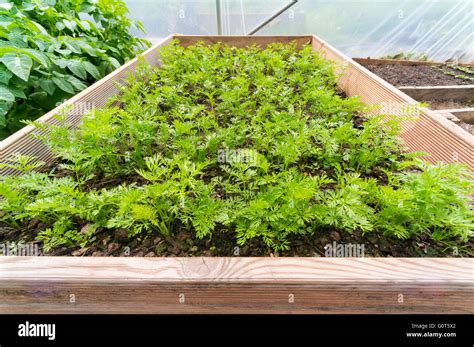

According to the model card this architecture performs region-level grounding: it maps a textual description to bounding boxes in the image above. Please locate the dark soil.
[1,221,471,258]
[457,122,474,135]
[363,64,474,87]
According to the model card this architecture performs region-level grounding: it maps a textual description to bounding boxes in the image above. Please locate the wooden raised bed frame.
[354,57,474,135]
[0,35,472,314]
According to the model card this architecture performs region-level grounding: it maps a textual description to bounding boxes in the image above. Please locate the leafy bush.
[0,41,472,253]
[0,0,150,138]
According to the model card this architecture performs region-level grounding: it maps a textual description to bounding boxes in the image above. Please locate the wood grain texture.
[0,257,472,314]
[399,85,474,102]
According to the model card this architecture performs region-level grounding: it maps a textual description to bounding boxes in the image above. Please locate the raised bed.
[2,37,473,172]
[355,57,474,136]
[0,35,473,314]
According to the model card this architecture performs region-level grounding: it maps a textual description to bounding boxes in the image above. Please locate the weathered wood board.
[0,257,472,314]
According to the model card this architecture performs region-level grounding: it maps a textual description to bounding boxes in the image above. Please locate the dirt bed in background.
[363,64,474,86]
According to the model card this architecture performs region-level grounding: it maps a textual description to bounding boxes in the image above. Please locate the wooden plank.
[399,85,474,102]
[353,57,474,67]
[0,257,472,314]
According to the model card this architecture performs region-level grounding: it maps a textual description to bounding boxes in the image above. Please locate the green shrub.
[0,41,472,253]
[0,0,150,138]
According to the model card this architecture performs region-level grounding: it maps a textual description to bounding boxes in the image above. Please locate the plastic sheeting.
[125,0,473,63]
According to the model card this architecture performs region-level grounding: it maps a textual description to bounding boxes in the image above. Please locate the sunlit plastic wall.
[124,0,474,63]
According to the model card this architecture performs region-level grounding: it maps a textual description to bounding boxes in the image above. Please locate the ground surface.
[426,101,474,135]
[457,121,474,135]
[363,64,474,86]
[1,222,471,257]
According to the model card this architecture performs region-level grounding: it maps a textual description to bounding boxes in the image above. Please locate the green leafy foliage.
[431,64,474,82]
[376,162,473,241]
[1,41,472,253]
[0,0,150,138]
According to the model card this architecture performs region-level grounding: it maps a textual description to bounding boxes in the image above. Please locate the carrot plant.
[0,41,472,254]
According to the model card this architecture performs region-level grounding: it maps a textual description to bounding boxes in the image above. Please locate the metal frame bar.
[216,0,222,35]
[247,0,298,35]
[215,0,298,36]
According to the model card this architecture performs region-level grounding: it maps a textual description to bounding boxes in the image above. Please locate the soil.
[363,64,474,87]
[457,122,474,135]
[1,220,471,258]
[443,116,474,136]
